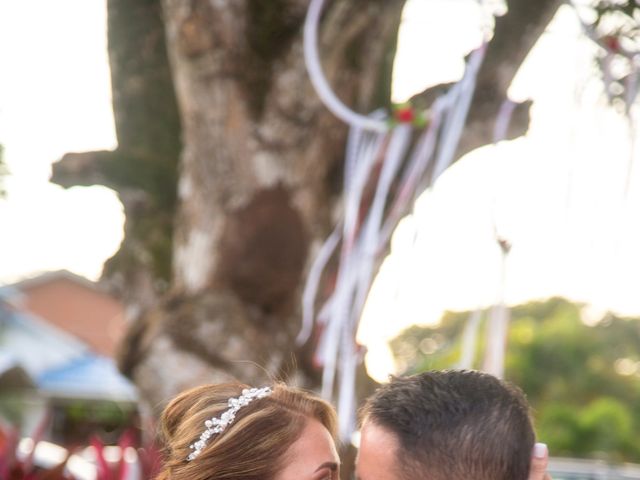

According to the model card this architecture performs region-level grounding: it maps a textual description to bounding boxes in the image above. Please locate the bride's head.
[155,382,340,480]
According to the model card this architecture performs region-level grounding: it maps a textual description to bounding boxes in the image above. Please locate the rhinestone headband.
[187,386,273,461]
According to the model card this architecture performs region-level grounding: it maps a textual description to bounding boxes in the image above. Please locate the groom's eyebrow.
[314,461,339,472]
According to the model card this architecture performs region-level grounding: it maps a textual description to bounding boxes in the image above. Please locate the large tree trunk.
[51,0,564,420]
[99,0,404,409]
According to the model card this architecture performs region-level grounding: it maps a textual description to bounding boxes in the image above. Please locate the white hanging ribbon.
[379,97,448,244]
[432,45,487,181]
[482,234,510,378]
[301,0,493,444]
[297,225,341,346]
[352,125,412,320]
[337,320,358,439]
[492,99,518,143]
[319,124,388,399]
[457,309,483,369]
[297,115,387,347]
[482,302,510,378]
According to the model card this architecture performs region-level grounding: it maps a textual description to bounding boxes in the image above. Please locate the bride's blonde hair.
[155,382,337,480]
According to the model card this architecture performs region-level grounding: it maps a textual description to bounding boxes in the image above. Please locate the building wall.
[21,277,125,358]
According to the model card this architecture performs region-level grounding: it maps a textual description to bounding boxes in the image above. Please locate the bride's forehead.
[275,418,340,480]
[294,417,338,452]
[288,418,339,464]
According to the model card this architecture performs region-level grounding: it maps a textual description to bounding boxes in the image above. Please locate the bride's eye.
[318,468,338,480]
[314,462,339,480]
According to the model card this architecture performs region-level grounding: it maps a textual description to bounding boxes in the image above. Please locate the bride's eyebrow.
[314,461,339,472]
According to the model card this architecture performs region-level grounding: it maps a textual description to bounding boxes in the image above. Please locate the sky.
[0,1,638,380]
[359,0,640,377]
[0,0,122,282]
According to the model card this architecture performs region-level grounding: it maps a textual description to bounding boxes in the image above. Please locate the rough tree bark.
[52,0,563,421]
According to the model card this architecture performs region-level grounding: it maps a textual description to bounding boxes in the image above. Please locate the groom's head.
[356,370,535,480]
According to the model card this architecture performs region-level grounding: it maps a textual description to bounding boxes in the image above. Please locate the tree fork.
[51,0,564,432]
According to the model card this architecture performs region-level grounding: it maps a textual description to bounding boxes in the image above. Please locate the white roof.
[0,306,89,377]
[0,298,137,402]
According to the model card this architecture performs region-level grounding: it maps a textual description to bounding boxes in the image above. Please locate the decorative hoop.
[303,0,390,132]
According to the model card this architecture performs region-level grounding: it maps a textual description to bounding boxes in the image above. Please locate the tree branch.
[458,0,563,157]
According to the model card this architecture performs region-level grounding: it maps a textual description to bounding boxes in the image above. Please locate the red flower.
[603,35,621,53]
[395,107,414,123]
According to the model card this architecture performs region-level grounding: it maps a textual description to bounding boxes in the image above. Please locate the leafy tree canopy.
[391,297,640,462]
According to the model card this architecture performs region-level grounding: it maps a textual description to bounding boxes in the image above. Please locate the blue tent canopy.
[36,354,137,403]
[1,290,137,404]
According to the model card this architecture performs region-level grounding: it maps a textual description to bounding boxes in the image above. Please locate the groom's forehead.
[355,422,403,480]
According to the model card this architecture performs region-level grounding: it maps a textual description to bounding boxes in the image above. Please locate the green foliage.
[0,392,25,426]
[390,297,640,462]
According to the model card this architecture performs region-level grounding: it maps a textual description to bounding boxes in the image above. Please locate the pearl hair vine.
[187,386,273,461]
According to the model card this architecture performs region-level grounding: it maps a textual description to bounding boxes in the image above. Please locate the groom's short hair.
[360,370,535,480]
